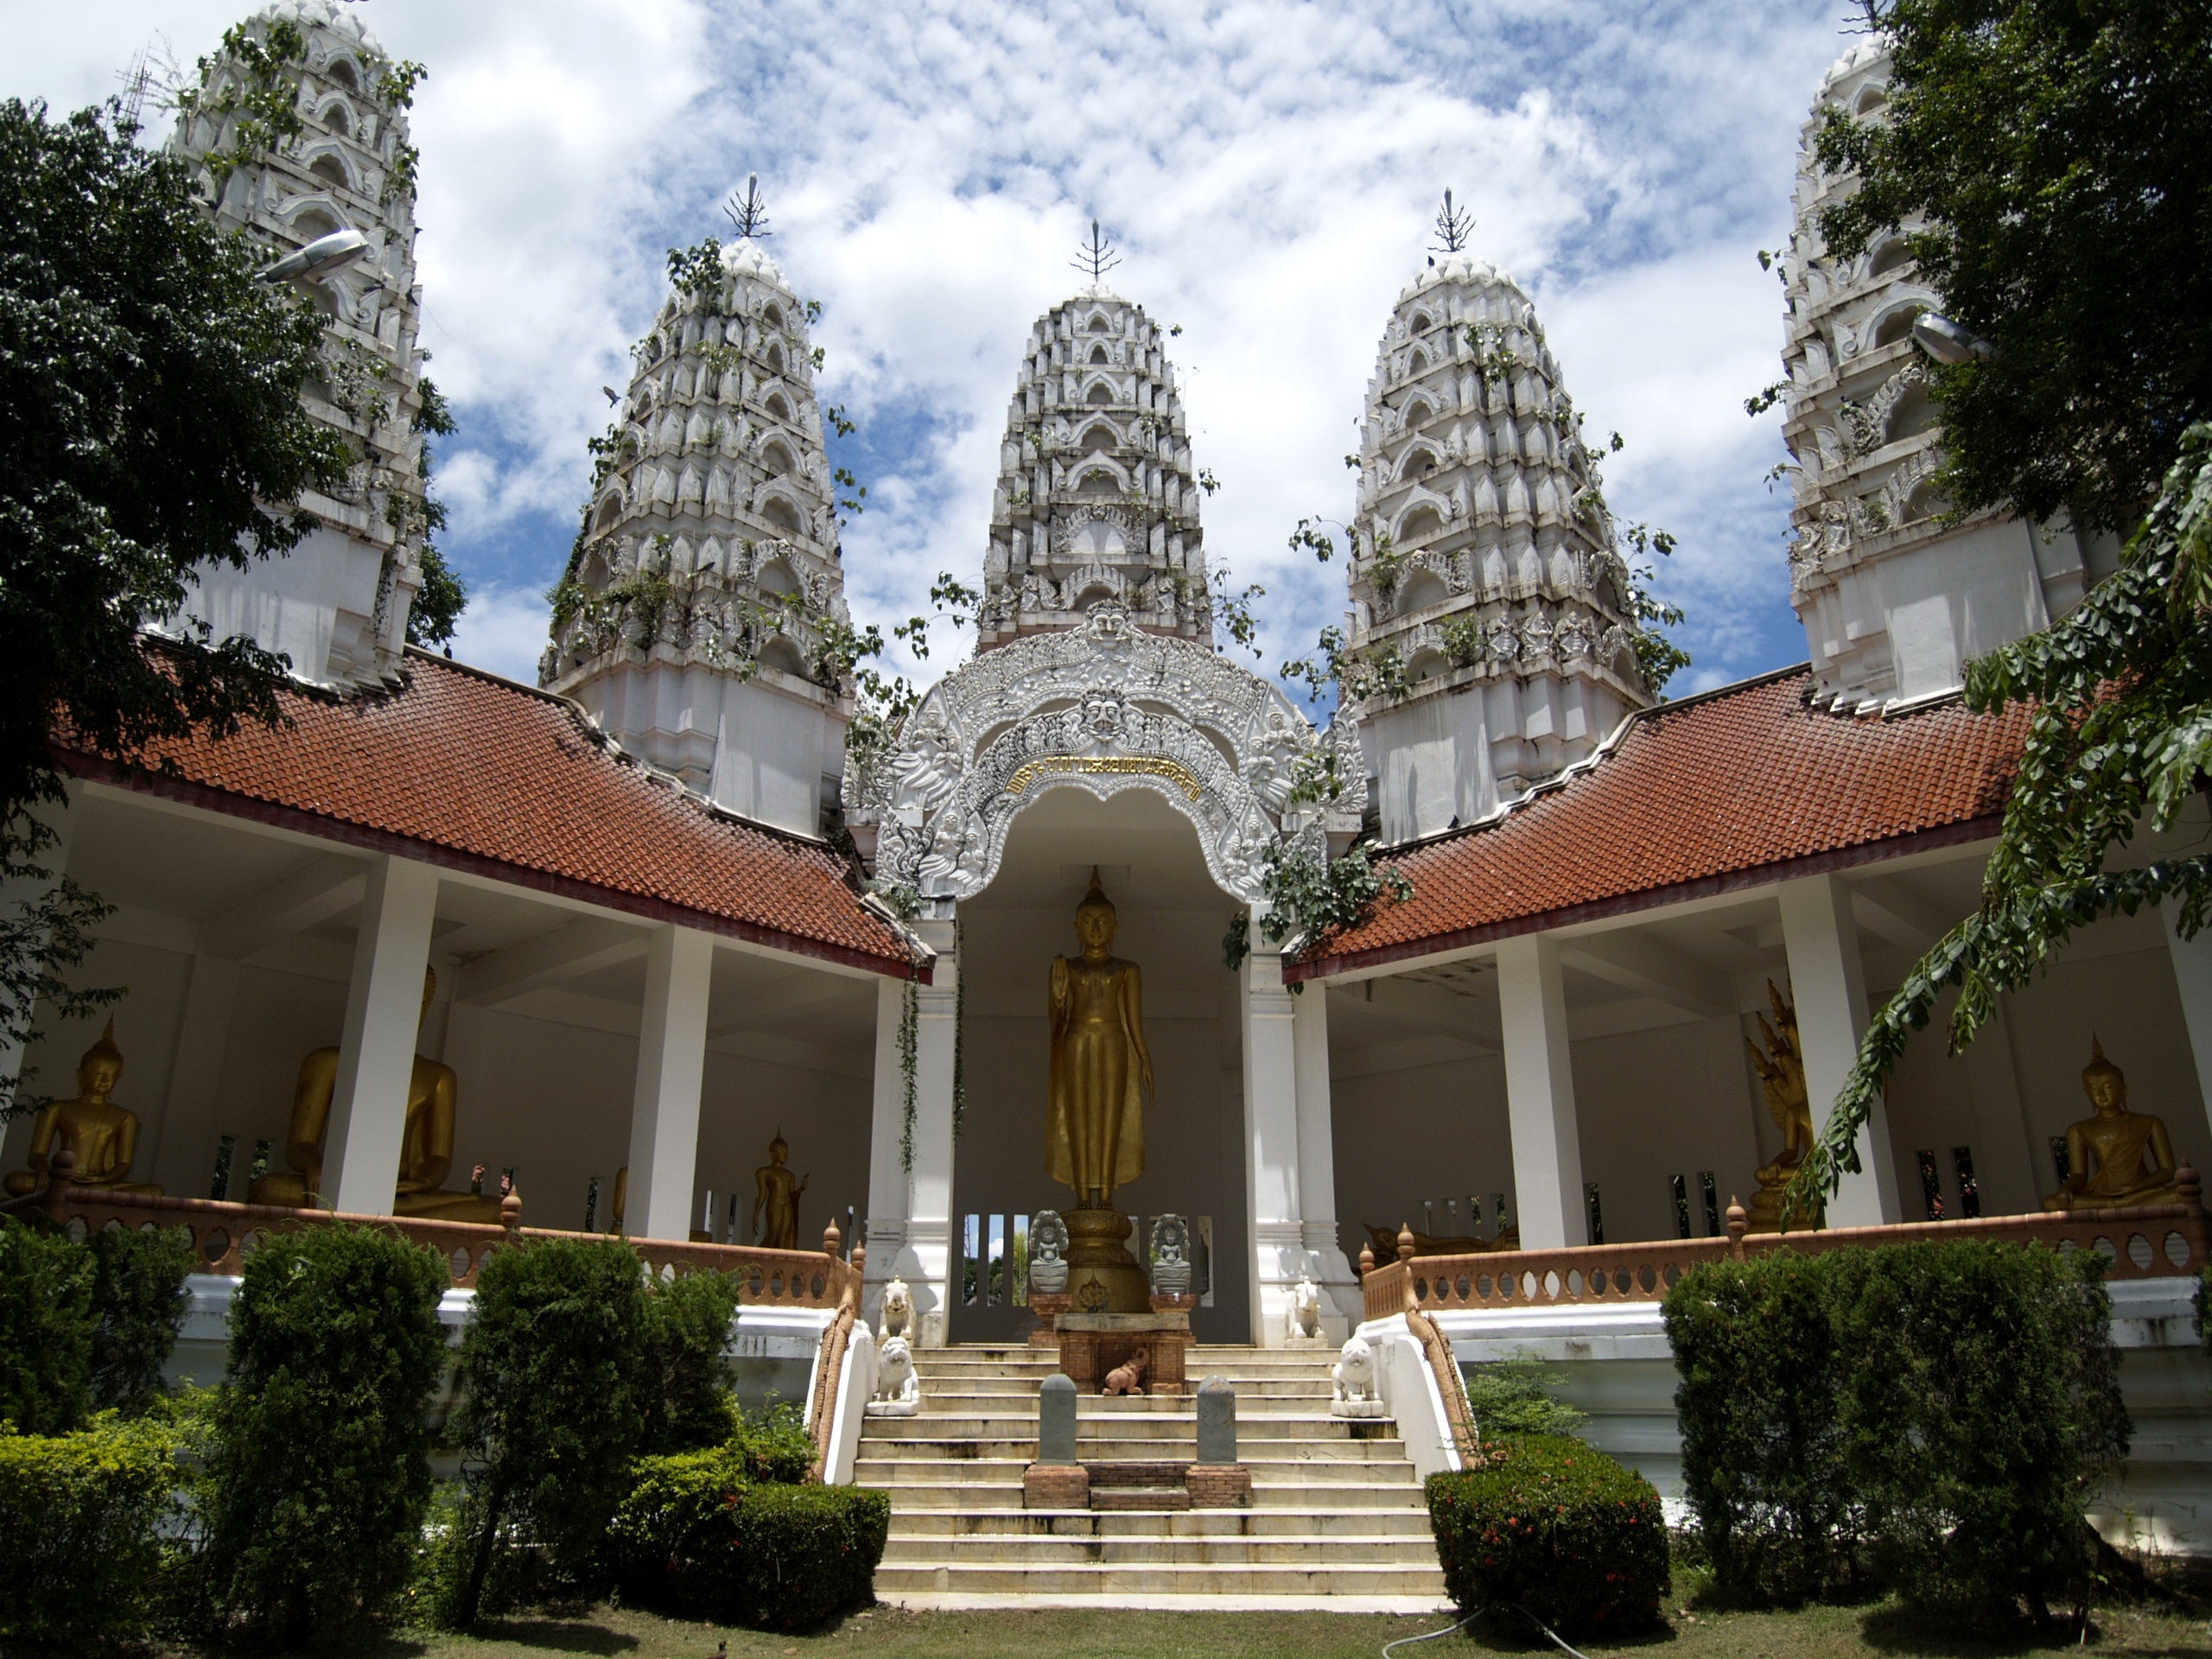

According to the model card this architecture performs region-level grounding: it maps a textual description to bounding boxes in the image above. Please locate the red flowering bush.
[1425,1434,1668,1635]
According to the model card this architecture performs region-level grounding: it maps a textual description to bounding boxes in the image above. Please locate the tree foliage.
[1819,0,2212,537]
[0,99,346,1113]
[1804,425,2212,1204]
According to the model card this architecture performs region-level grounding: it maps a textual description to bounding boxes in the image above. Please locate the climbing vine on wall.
[897,977,918,1175]
[952,916,967,1141]
[1224,843,1413,969]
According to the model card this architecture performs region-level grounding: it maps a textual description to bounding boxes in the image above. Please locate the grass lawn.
[342,1593,2212,1659]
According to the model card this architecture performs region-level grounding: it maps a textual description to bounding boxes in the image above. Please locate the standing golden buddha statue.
[4,1018,162,1198]
[1046,869,1155,1313]
[2044,1037,2180,1211]
[751,1130,810,1250]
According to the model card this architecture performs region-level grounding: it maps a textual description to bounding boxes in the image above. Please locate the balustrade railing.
[3,1154,855,1308]
[1361,1166,2210,1323]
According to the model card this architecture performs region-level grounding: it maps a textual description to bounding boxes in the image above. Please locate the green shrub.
[1835,1239,2126,1618]
[438,1236,650,1627]
[1663,1249,1856,1601]
[1426,1434,1669,1637]
[1666,1238,2127,1618]
[1460,1351,1587,1440]
[196,1222,449,1649]
[0,1414,180,1649]
[639,1267,744,1453]
[0,1217,93,1433]
[609,1451,888,1632]
[729,1396,816,1485]
[88,1223,194,1416]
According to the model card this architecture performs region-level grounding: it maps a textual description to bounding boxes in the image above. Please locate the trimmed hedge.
[439,1236,652,1625]
[1426,1434,1669,1636]
[1662,1249,1853,1600]
[609,1449,889,1631]
[0,1414,180,1649]
[196,1222,449,1648]
[88,1223,194,1416]
[1665,1238,2128,1614]
[0,1217,94,1433]
[639,1265,745,1453]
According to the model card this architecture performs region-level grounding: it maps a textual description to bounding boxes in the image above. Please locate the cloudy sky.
[16,0,1860,701]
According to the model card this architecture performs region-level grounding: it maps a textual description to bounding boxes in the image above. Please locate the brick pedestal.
[1186,1464,1253,1509]
[1056,1311,1193,1395]
[1022,1463,1090,1510]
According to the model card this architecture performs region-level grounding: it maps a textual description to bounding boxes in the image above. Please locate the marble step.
[859,1413,1395,1441]
[880,1532,1439,1567]
[873,1562,1447,1597]
[854,1438,1411,1471]
[910,1377,1338,1401]
[855,1456,1421,1488]
[887,1507,1436,1538]
[863,1478,1427,1511]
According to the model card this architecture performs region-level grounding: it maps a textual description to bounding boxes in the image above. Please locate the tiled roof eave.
[64,749,926,981]
[1287,810,2000,982]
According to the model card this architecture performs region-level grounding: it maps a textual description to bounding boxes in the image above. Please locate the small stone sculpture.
[1332,1335,1386,1418]
[1286,1274,1323,1343]
[1149,1212,1192,1297]
[1100,1348,1149,1396]
[1028,1210,1070,1295]
[868,1334,920,1415]
[880,1275,912,1339]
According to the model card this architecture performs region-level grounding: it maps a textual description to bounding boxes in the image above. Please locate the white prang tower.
[1780,43,2113,712]
[168,0,429,689]
[975,226,1210,651]
[1348,229,1649,844]
[540,196,852,837]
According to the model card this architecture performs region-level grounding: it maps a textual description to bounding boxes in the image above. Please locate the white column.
[2163,898,2212,1140]
[325,855,439,1216]
[1292,983,1355,1336]
[865,918,957,1346]
[1242,946,1306,1344]
[150,954,241,1194]
[624,923,715,1243]
[1779,873,1903,1226]
[1497,933,1586,1249]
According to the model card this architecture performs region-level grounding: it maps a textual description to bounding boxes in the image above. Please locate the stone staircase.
[858,1343,1449,1611]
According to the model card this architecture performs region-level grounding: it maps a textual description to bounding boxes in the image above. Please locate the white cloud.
[14,0,1851,696]
[445,581,555,683]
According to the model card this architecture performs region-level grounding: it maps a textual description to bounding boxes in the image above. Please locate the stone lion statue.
[1332,1335,1378,1407]
[880,1275,912,1339]
[869,1334,920,1414]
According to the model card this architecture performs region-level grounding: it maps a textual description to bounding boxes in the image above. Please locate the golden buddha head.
[2083,1036,2127,1113]
[1074,868,1116,952]
[769,1130,789,1164]
[76,1018,123,1097]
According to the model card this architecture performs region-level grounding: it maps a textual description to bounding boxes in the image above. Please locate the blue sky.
[16,0,1861,698]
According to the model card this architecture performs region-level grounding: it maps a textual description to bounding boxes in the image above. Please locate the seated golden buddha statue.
[4,1019,162,1198]
[249,967,501,1221]
[2043,1037,2180,1212]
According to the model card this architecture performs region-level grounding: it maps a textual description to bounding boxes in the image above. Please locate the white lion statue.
[868,1333,920,1415]
[1332,1335,1385,1417]
[880,1275,912,1339]
[1286,1274,1323,1343]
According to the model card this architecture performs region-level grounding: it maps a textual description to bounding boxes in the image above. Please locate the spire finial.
[1072,219,1121,283]
[724,174,772,241]
[1431,188,1474,255]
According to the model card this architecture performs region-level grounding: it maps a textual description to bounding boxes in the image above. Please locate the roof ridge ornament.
[1430,188,1473,257]
[1071,218,1121,282]
[724,173,772,241]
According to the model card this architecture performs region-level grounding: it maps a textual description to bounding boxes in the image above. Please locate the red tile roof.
[64,651,919,976]
[1291,666,2028,980]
